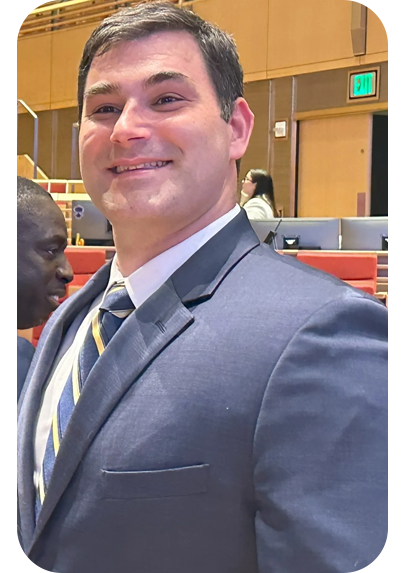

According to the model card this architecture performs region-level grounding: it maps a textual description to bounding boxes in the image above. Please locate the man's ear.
[228,97,255,161]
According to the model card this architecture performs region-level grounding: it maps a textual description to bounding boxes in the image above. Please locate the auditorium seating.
[37,180,67,194]
[296,252,377,295]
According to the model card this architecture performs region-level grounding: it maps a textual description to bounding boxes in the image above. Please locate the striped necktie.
[36,282,135,517]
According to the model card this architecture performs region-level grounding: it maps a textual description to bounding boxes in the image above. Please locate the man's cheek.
[21,262,43,287]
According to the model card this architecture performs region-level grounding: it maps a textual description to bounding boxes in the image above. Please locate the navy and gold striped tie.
[36,282,134,517]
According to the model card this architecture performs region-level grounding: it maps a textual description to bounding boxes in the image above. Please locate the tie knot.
[99,282,135,317]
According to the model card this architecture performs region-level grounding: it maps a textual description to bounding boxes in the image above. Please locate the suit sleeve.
[17,337,35,402]
[253,295,387,573]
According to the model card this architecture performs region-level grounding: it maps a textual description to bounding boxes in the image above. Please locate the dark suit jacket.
[17,212,387,573]
[17,336,35,402]
[389,308,400,539]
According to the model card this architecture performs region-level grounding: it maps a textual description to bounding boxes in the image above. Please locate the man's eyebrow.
[39,234,67,244]
[83,73,194,100]
[83,81,122,100]
[143,71,195,89]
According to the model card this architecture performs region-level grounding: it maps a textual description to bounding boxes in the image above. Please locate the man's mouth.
[47,290,66,310]
[110,161,172,174]
[49,295,61,302]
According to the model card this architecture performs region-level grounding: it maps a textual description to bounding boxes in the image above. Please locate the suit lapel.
[18,262,112,552]
[29,280,194,551]
[171,210,260,302]
[26,211,259,552]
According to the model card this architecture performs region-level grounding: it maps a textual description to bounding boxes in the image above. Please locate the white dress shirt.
[33,204,241,489]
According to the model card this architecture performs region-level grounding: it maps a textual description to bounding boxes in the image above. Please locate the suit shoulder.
[17,335,35,358]
[232,243,384,313]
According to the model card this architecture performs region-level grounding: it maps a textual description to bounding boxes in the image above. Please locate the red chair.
[64,248,106,275]
[37,181,50,192]
[49,182,67,194]
[31,248,107,346]
[296,252,377,295]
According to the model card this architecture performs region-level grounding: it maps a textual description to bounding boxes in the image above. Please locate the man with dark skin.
[17,176,73,399]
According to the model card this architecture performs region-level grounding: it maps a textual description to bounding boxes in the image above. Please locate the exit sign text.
[348,69,379,101]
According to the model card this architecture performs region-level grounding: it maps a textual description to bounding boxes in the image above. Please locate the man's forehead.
[93,29,198,56]
[24,200,65,227]
[19,218,67,251]
[87,31,204,76]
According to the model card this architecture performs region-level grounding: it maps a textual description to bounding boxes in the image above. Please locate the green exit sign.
[348,69,379,101]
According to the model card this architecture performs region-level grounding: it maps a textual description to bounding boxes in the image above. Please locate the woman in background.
[240,169,278,220]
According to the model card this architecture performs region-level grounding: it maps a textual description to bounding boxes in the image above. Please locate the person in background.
[17,176,73,400]
[240,168,278,219]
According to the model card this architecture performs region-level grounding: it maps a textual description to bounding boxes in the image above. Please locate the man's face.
[79,31,248,235]
[17,197,73,329]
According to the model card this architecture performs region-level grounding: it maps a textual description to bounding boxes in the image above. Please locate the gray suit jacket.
[17,336,35,402]
[18,211,387,573]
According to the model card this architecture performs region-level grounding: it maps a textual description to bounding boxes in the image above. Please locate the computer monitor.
[71,200,114,246]
[250,218,341,250]
[340,216,388,251]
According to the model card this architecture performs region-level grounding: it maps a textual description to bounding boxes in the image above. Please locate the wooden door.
[297,114,372,217]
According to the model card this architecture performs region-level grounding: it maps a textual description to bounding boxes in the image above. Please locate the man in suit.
[18,3,387,572]
[17,177,73,400]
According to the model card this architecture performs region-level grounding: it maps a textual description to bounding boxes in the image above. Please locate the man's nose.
[57,256,74,284]
[110,104,151,147]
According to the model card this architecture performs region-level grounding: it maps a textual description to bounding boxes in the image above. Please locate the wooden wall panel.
[35,110,54,179]
[17,111,54,178]
[51,23,98,108]
[17,33,52,109]
[239,77,294,216]
[193,0,269,75]
[17,155,48,179]
[296,61,388,112]
[239,80,270,183]
[17,107,80,178]
[297,114,372,217]
[366,8,388,56]
[267,0,354,73]
[272,77,293,215]
[56,107,81,179]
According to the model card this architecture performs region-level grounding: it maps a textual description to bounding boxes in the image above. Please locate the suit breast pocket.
[100,463,210,500]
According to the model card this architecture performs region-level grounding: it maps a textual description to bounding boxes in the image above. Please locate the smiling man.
[17,177,73,399]
[78,27,251,274]
[18,3,387,573]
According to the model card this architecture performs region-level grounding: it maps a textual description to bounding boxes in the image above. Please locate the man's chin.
[31,316,47,328]
[17,315,45,330]
[32,307,53,328]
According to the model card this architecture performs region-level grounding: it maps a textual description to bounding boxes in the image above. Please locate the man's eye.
[94,105,121,114]
[44,247,60,257]
[154,96,182,105]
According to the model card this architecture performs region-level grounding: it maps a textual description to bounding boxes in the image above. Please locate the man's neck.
[113,201,235,277]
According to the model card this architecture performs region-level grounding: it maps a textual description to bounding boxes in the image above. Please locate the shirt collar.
[107,204,241,308]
